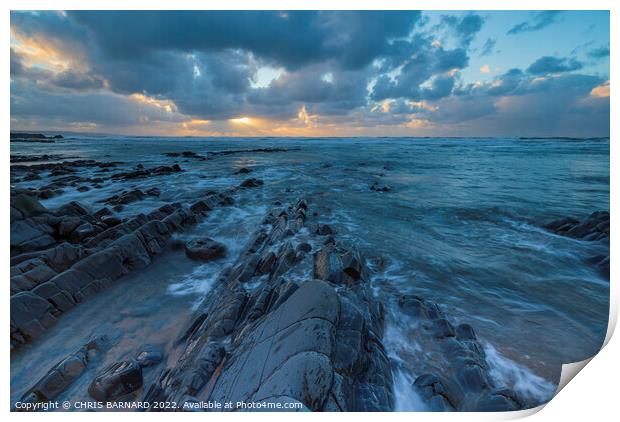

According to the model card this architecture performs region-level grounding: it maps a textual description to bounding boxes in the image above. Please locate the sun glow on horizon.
[229,117,252,124]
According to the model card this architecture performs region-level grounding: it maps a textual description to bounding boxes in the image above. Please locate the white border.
[2,1,616,421]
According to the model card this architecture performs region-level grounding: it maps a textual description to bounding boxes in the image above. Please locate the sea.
[10,136,610,410]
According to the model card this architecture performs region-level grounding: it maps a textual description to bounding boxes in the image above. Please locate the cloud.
[441,12,485,46]
[370,42,468,101]
[508,11,563,35]
[527,56,583,75]
[590,81,610,98]
[66,10,421,71]
[588,46,610,59]
[480,38,497,56]
[9,10,609,137]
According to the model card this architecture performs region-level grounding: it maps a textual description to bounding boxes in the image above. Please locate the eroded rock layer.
[142,199,394,411]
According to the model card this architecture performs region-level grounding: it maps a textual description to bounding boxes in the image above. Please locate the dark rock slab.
[185,238,227,261]
[89,360,143,401]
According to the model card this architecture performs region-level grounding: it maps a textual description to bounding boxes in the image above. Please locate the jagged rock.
[58,217,81,238]
[112,164,182,180]
[101,215,122,228]
[136,350,163,368]
[88,360,143,401]
[296,242,312,253]
[11,292,57,341]
[185,238,227,261]
[240,178,264,188]
[56,201,90,217]
[545,211,609,241]
[11,219,56,254]
[545,211,610,278]
[313,245,343,283]
[15,336,109,407]
[316,224,335,235]
[11,194,49,220]
[143,201,394,412]
[370,184,392,192]
[189,199,213,214]
[69,222,96,243]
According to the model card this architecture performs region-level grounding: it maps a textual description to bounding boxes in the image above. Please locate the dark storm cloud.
[10,10,427,121]
[507,11,563,35]
[66,10,421,71]
[588,46,610,59]
[527,56,583,75]
[9,10,609,136]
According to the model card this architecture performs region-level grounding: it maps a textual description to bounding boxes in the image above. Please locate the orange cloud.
[11,25,86,74]
[130,93,178,113]
[590,81,610,98]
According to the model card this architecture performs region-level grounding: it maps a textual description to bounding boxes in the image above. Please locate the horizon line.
[9,130,611,140]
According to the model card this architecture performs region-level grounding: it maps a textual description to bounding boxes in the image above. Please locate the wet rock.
[370,184,392,192]
[112,164,182,180]
[101,215,122,228]
[11,292,57,341]
[146,187,161,197]
[11,219,56,255]
[456,323,477,341]
[12,194,49,219]
[93,207,113,219]
[432,318,456,338]
[56,201,90,217]
[545,211,610,278]
[296,242,312,253]
[313,245,343,283]
[189,199,213,214]
[58,217,82,238]
[88,360,143,401]
[145,201,394,411]
[164,151,205,160]
[69,222,96,243]
[340,247,366,284]
[104,188,145,206]
[15,335,109,406]
[545,211,609,241]
[235,167,252,174]
[316,224,335,236]
[475,390,521,411]
[324,235,336,245]
[185,238,227,261]
[240,178,264,188]
[136,350,163,368]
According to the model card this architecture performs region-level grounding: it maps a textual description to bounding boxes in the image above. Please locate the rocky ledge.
[10,133,63,143]
[10,187,237,349]
[142,199,394,411]
[12,194,532,412]
[545,211,609,279]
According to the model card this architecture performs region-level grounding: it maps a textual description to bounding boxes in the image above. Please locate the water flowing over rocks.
[10,139,608,412]
[14,335,110,409]
[397,295,525,411]
[10,185,236,349]
[545,211,610,278]
[141,199,394,411]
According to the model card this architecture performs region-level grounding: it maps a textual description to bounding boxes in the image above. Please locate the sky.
[10,10,610,137]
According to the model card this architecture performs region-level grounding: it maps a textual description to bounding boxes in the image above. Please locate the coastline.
[9,136,610,411]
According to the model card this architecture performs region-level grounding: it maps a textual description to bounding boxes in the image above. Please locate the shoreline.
[9,139,609,411]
